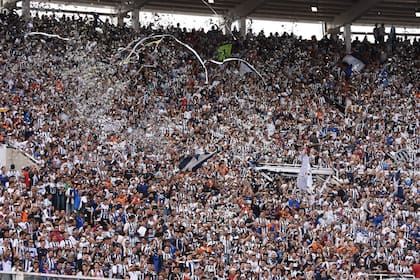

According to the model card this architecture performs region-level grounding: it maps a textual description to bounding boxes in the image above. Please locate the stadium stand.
[0,7,419,280]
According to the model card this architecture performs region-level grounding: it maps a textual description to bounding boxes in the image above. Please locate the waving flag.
[239,61,254,76]
[393,170,404,199]
[297,148,313,193]
[179,151,217,172]
[394,149,411,163]
[343,54,365,72]
[217,43,232,61]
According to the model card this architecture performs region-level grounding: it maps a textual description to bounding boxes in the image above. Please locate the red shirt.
[413,263,420,278]
[22,169,30,188]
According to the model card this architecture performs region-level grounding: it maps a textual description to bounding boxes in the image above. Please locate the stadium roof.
[111,0,418,27]
[9,0,420,28]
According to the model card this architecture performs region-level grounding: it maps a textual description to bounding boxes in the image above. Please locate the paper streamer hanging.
[124,38,164,63]
[200,0,237,40]
[25,32,70,41]
[143,38,164,52]
[122,35,173,64]
[206,58,266,85]
[116,35,153,55]
[122,34,209,84]
[122,36,155,62]
[201,0,219,16]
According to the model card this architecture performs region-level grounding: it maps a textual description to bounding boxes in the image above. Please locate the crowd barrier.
[367,273,416,280]
[0,143,40,171]
[0,271,105,280]
[0,270,417,280]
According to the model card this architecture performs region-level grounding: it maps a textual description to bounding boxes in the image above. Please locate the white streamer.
[123,36,156,63]
[116,35,151,55]
[206,58,266,85]
[122,34,209,84]
[201,0,218,16]
[123,38,163,64]
[25,32,70,41]
[200,0,237,40]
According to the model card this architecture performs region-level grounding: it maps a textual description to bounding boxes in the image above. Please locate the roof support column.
[22,0,30,21]
[132,8,139,31]
[322,22,327,38]
[238,17,247,38]
[344,24,352,54]
[117,13,125,27]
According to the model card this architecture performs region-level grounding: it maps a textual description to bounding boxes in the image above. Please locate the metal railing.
[367,273,416,280]
[0,270,417,280]
[6,142,41,165]
[0,271,106,280]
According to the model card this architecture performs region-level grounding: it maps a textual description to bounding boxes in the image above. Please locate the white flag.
[342,55,365,72]
[239,62,253,76]
[297,149,313,193]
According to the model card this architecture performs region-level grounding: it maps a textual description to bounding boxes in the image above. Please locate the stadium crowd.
[0,9,419,280]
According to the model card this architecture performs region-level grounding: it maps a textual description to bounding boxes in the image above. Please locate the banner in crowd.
[179,152,217,172]
[394,149,412,163]
[217,43,232,61]
[342,54,365,72]
[297,149,313,193]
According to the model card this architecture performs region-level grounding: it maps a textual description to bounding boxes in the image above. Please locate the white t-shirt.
[2,258,13,271]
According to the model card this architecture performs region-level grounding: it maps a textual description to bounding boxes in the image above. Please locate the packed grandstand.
[0,9,419,280]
